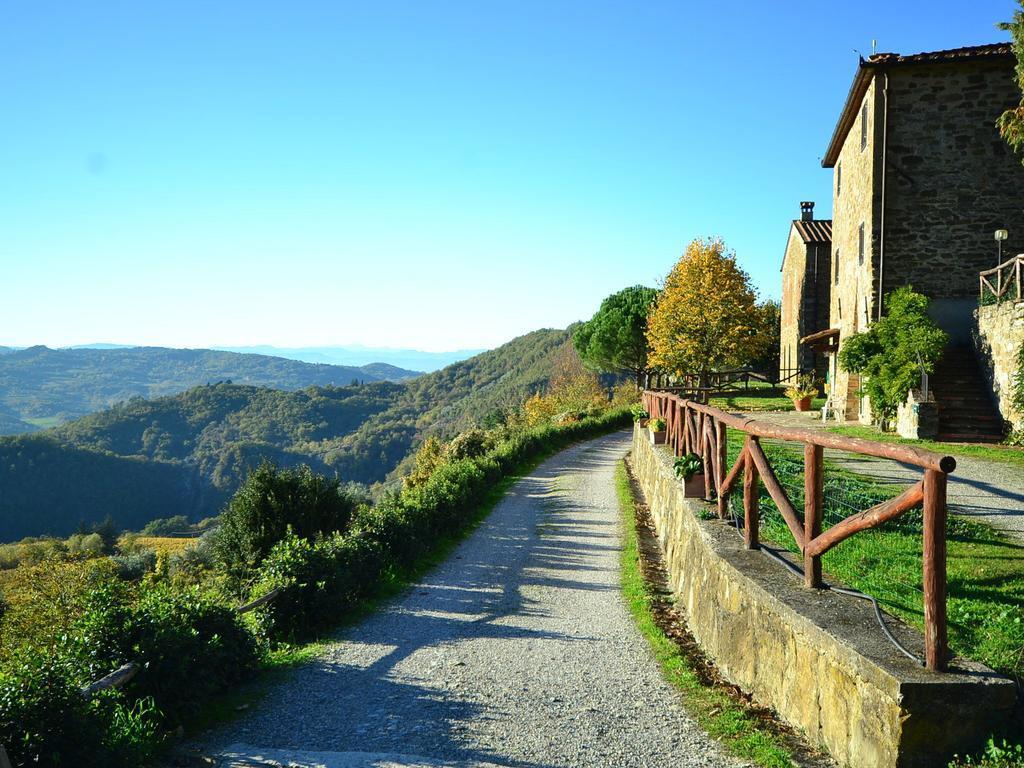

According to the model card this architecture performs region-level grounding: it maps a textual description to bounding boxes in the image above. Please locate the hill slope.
[0,346,421,429]
[0,381,404,539]
[0,329,575,540]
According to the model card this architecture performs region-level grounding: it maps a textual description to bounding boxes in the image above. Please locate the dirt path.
[191,431,740,768]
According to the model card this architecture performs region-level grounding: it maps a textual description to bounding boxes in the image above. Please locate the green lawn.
[709,394,827,413]
[825,424,1024,470]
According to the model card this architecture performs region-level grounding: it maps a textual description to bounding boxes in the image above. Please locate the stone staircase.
[931,345,1005,442]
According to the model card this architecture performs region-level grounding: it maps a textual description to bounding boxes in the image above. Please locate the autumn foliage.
[646,238,768,382]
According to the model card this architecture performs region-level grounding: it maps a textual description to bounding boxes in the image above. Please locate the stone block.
[896,389,938,439]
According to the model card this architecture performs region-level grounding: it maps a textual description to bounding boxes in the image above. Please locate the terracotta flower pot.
[793,396,813,412]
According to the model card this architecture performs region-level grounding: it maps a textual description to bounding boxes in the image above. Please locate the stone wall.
[780,230,831,381]
[829,77,880,420]
[780,228,805,379]
[884,60,1024,307]
[630,425,1016,767]
[974,301,1024,430]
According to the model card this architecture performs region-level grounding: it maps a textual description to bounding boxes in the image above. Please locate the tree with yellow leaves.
[646,238,767,387]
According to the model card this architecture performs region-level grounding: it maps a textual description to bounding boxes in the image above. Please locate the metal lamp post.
[995,229,1008,267]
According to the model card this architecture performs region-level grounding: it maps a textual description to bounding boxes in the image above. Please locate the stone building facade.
[779,203,832,382]
[821,43,1024,420]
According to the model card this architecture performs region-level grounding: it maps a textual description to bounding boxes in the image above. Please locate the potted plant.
[674,453,706,498]
[648,418,667,444]
[631,404,650,428]
[785,373,819,412]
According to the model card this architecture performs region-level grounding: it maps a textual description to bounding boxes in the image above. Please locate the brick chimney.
[800,201,815,221]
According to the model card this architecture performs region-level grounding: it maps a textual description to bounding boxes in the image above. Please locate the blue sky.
[0,1,1013,351]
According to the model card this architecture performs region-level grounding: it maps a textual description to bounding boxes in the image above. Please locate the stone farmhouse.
[787,43,1024,439]
[778,202,832,383]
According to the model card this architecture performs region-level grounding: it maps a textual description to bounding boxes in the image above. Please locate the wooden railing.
[642,390,957,671]
[980,254,1024,304]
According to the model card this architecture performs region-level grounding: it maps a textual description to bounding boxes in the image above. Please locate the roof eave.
[822,59,874,168]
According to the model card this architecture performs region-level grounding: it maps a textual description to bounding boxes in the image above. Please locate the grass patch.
[710,394,827,413]
[825,424,1024,469]
[134,536,197,556]
[22,415,63,429]
[615,461,798,768]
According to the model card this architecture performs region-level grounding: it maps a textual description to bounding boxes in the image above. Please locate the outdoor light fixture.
[995,229,1009,266]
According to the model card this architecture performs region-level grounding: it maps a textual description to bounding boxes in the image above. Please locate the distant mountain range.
[0,328,574,540]
[212,345,484,372]
[0,346,421,434]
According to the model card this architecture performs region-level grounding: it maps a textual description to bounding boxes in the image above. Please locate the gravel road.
[194,430,740,768]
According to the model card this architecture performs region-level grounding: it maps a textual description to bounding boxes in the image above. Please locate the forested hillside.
[329,328,575,481]
[0,329,577,540]
[0,345,420,433]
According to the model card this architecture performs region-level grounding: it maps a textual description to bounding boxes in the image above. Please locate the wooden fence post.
[702,427,713,500]
[743,438,759,549]
[804,444,823,588]
[716,420,728,519]
[923,469,948,671]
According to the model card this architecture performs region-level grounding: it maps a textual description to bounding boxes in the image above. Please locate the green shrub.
[140,515,191,537]
[838,287,947,422]
[630,404,649,422]
[110,550,157,580]
[0,647,109,767]
[0,559,118,662]
[120,583,259,721]
[63,579,258,725]
[674,453,704,480]
[248,530,385,641]
[215,462,360,583]
[444,428,489,461]
[951,738,1024,767]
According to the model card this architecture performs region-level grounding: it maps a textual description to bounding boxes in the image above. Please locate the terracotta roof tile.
[866,43,1013,65]
[792,219,832,244]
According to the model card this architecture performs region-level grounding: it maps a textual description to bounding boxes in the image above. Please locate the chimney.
[800,201,815,221]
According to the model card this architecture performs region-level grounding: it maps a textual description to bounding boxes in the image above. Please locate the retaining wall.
[974,301,1024,431]
[630,425,1016,767]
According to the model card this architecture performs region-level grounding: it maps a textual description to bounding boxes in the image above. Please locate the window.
[837,162,842,197]
[858,223,865,265]
[860,103,868,151]
[834,250,839,284]
[838,297,842,320]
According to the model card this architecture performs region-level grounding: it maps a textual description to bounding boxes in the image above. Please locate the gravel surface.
[753,411,1024,541]
[195,431,740,768]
